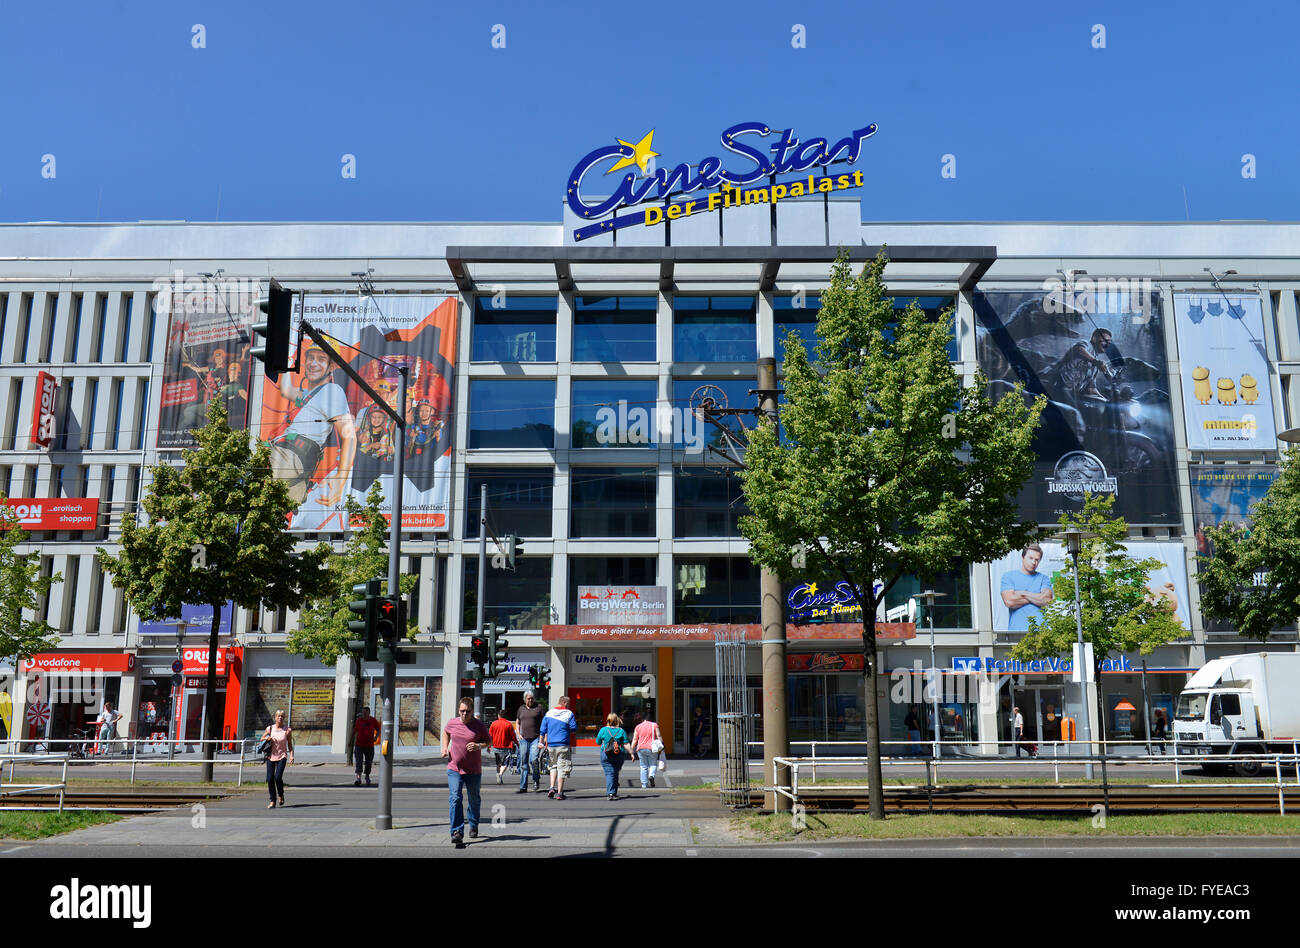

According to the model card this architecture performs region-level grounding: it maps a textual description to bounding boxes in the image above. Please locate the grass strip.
[0,810,123,841]
[736,811,1300,842]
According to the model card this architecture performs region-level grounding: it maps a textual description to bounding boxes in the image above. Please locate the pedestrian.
[597,713,631,800]
[262,709,294,809]
[95,701,122,755]
[440,698,491,849]
[1012,706,1026,758]
[489,709,517,785]
[691,705,708,759]
[539,695,578,800]
[352,706,379,787]
[514,691,545,794]
[1152,707,1168,755]
[904,707,921,756]
[630,706,664,789]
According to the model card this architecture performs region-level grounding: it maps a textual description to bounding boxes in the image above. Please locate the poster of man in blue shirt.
[1000,543,1053,630]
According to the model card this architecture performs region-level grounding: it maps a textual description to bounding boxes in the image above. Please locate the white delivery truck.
[1173,652,1300,776]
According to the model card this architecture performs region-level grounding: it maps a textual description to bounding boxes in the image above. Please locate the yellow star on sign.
[605,130,659,175]
[807,583,818,596]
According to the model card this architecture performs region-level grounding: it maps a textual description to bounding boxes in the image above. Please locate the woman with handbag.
[262,709,295,809]
[596,713,630,801]
[630,707,665,789]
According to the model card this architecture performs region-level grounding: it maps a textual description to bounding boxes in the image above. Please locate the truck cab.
[1175,686,1264,775]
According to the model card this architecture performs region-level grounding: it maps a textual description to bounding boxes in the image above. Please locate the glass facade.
[573,296,656,362]
[464,467,554,537]
[881,568,973,629]
[569,467,656,538]
[468,379,556,449]
[472,296,557,362]
[462,556,552,631]
[567,556,656,620]
[571,379,657,449]
[673,297,756,362]
[671,378,756,450]
[673,468,749,537]
[673,556,760,624]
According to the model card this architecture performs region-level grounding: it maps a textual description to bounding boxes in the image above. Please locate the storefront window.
[574,296,656,362]
[674,297,756,362]
[674,468,749,537]
[774,295,821,365]
[881,568,973,629]
[472,296,557,362]
[289,678,335,746]
[571,379,658,448]
[462,556,552,630]
[673,556,760,624]
[569,467,656,538]
[567,556,656,621]
[468,379,556,449]
[464,467,554,538]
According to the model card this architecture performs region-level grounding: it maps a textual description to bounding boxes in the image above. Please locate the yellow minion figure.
[1239,374,1259,405]
[1216,378,1237,405]
[1192,367,1212,405]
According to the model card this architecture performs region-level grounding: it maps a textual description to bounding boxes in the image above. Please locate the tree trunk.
[861,619,884,820]
[200,604,220,783]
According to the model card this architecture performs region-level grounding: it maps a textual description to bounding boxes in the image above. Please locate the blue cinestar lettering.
[565,121,878,225]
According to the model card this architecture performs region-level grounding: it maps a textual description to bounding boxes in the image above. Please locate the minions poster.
[1173,293,1277,450]
[259,293,457,532]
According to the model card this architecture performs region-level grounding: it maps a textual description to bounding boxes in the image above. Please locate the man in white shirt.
[271,341,357,507]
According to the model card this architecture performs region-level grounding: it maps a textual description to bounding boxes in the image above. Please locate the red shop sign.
[2,498,100,531]
[23,652,135,673]
[181,647,227,676]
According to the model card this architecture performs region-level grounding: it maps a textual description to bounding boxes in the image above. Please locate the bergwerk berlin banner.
[157,289,256,449]
[1173,293,1277,450]
[259,294,457,532]
[974,290,1179,525]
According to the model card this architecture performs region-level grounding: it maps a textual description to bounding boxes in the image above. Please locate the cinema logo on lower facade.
[49,878,151,928]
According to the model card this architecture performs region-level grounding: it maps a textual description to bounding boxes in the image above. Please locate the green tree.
[1011,493,1187,738]
[287,482,418,763]
[1197,450,1300,639]
[738,249,1044,819]
[99,401,331,781]
[0,497,63,666]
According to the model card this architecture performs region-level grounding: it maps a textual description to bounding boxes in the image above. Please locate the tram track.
[792,785,1300,813]
[0,790,235,812]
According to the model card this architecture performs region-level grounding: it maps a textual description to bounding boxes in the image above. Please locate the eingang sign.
[567,121,877,241]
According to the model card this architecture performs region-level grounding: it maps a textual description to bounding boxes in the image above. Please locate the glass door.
[683,691,715,757]
[371,687,424,751]
[1038,687,1065,745]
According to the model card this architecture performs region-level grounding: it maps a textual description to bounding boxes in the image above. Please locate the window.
[118,296,133,362]
[464,468,554,538]
[673,297,756,362]
[462,556,552,630]
[93,297,108,363]
[70,295,84,363]
[673,556,760,624]
[880,568,973,629]
[674,468,749,537]
[568,556,656,621]
[468,379,556,449]
[42,295,58,362]
[5,379,22,449]
[774,295,821,365]
[136,381,149,450]
[144,298,157,362]
[569,467,656,538]
[573,296,656,362]
[50,465,64,498]
[17,296,33,362]
[571,379,658,448]
[109,380,123,449]
[472,296,557,362]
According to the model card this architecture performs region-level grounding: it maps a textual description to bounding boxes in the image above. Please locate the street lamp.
[1278,428,1300,445]
[171,620,188,761]
[1057,526,1098,779]
[914,590,946,761]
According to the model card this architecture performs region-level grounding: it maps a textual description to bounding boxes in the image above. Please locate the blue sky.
[3,0,1298,223]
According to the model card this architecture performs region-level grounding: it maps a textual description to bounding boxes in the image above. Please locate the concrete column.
[1271,288,1300,363]
[45,553,69,635]
[0,291,24,362]
[53,290,75,362]
[331,654,352,755]
[118,378,140,452]
[24,292,49,363]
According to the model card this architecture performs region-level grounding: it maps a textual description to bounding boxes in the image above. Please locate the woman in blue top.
[596,713,630,801]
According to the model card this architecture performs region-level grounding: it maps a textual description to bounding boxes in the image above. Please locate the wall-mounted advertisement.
[157,288,256,449]
[989,540,1190,633]
[974,290,1179,524]
[1174,293,1276,450]
[259,294,457,532]
[576,586,668,626]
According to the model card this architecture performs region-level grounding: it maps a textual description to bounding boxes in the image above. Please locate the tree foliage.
[0,497,63,664]
[288,481,419,667]
[1011,492,1187,733]
[738,249,1044,817]
[1197,449,1300,640]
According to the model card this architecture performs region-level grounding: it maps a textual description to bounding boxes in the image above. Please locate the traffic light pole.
[474,483,487,718]
[376,364,407,831]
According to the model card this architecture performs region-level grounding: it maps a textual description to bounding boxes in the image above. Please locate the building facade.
[2,203,1299,756]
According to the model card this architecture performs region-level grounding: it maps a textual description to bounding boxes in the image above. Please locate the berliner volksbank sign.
[567,121,877,241]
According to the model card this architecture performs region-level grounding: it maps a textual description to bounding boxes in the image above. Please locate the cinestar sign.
[567,121,877,241]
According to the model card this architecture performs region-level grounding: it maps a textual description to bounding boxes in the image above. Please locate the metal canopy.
[444,244,997,295]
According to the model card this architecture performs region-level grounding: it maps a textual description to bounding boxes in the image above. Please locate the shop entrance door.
[182,688,207,753]
[1036,686,1066,747]
[682,691,715,757]
[371,688,424,751]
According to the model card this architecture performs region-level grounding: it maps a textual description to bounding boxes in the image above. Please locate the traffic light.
[533,663,552,703]
[505,534,523,570]
[488,624,510,677]
[528,664,540,688]
[469,634,488,670]
[252,279,294,382]
[347,578,381,662]
[375,595,400,642]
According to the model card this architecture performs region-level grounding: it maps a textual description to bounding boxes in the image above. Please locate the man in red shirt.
[352,706,380,787]
[488,709,517,785]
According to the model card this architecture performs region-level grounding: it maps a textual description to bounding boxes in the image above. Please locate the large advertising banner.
[1173,293,1276,450]
[1189,463,1281,633]
[157,288,256,449]
[259,294,457,532]
[990,541,1190,633]
[974,290,1179,525]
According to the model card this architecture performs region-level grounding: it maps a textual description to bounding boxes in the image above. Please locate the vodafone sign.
[2,498,100,531]
[22,653,135,673]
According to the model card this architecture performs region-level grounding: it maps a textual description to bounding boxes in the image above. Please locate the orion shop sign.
[566,121,877,241]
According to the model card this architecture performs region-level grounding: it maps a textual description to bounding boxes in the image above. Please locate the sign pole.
[756,357,789,812]
[474,484,487,718]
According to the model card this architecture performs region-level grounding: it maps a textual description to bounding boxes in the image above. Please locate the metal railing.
[1,738,254,787]
[0,753,69,811]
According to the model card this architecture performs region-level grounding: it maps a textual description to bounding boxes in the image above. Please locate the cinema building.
[2,199,1299,756]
